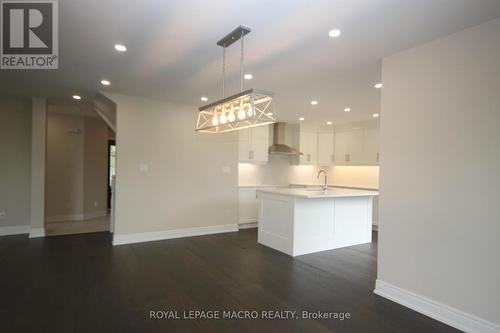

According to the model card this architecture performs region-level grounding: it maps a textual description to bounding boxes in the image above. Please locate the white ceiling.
[1,0,500,125]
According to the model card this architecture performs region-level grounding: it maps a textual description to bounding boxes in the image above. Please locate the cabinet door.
[317,131,335,166]
[238,128,251,162]
[299,131,317,165]
[334,131,349,165]
[347,129,364,164]
[363,127,380,165]
[238,188,258,223]
[250,125,269,163]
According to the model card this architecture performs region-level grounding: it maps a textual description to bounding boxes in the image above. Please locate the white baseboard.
[0,225,30,236]
[238,222,258,229]
[83,211,108,220]
[46,214,84,222]
[29,227,45,238]
[374,280,500,333]
[46,211,107,222]
[112,223,239,246]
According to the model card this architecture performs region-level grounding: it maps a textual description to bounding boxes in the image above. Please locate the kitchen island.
[256,188,378,256]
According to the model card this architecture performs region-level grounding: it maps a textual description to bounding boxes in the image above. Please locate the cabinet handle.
[345,154,348,163]
[307,153,311,162]
[331,154,334,162]
[376,152,379,163]
[251,150,254,160]
[249,150,252,160]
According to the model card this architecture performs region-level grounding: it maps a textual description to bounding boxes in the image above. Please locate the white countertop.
[238,184,277,188]
[257,187,378,199]
[289,183,379,191]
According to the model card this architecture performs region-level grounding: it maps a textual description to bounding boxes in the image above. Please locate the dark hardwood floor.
[0,229,459,333]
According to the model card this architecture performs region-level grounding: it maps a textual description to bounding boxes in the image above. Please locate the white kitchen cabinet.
[363,127,380,165]
[317,131,335,166]
[334,129,364,165]
[299,131,318,165]
[238,186,276,227]
[238,125,269,163]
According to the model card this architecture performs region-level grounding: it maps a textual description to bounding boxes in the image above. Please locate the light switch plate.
[139,164,149,172]
[222,165,231,173]
[0,211,6,219]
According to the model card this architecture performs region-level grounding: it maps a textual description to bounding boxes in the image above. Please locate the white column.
[30,98,47,238]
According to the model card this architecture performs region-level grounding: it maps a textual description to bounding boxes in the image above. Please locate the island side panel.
[293,198,336,256]
[332,196,372,248]
[257,192,295,256]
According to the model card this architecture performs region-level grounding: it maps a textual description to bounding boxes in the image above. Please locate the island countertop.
[257,187,378,199]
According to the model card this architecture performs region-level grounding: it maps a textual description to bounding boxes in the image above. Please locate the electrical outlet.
[0,211,6,219]
[94,201,98,207]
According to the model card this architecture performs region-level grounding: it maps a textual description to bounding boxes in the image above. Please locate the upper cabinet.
[363,127,380,165]
[299,131,318,165]
[238,125,270,164]
[334,126,379,165]
[295,122,379,166]
[334,129,364,165]
[317,131,335,166]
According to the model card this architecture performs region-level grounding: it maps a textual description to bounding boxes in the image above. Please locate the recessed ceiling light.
[72,95,81,100]
[299,117,305,121]
[328,29,341,38]
[373,113,379,118]
[344,107,351,112]
[114,44,127,52]
[100,79,111,86]
[310,100,318,105]
[244,73,253,80]
[374,83,383,89]
[200,96,208,102]
[326,121,332,125]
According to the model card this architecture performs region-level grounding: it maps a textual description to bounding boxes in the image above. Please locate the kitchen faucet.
[317,169,328,192]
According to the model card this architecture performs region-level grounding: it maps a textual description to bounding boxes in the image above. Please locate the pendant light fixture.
[195,26,275,133]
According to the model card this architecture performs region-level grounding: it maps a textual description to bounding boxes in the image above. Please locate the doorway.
[107,140,116,210]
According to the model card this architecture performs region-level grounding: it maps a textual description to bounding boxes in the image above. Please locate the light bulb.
[237,109,246,120]
[211,115,218,126]
[247,104,254,117]
[237,101,246,120]
[219,111,227,124]
[211,109,219,126]
[228,105,236,122]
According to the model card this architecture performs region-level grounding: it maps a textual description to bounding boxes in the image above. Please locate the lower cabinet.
[238,186,275,227]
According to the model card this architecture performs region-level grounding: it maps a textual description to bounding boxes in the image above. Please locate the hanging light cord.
[222,45,226,98]
[240,31,244,92]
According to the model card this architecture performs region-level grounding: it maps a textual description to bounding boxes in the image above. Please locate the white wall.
[377,18,500,329]
[45,109,109,220]
[83,116,108,216]
[0,96,32,230]
[46,111,85,218]
[106,93,238,238]
[30,98,46,236]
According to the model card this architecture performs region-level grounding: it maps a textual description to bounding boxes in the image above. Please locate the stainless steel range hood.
[268,123,302,155]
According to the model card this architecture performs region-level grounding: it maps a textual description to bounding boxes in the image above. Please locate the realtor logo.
[1,0,58,69]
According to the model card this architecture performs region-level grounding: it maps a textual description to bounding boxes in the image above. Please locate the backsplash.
[239,155,379,188]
